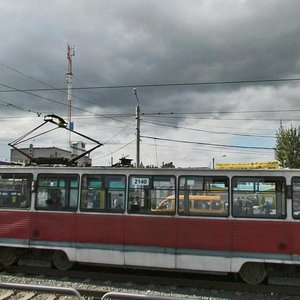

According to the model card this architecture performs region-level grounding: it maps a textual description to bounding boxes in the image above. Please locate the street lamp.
[212,155,226,169]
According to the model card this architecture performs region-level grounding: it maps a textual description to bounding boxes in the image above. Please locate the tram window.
[128,175,176,214]
[178,176,229,216]
[0,173,32,209]
[80,175,125,213]
[35,174,79,211]
[232,177,286,219]
[292,177,300,219]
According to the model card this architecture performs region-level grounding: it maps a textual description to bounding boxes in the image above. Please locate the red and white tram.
[0,166,299,284]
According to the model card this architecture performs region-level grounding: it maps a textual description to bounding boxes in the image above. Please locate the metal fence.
[101,291,189,300]
[0,282,83,299]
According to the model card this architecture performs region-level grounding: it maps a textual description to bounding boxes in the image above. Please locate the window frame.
[291,177,300,219]
[178,175,229,217]
[231,176,286,219]
[80,174,126,213]
[0,173,32,209]
[128,174,176,215]
[35,173,79,211]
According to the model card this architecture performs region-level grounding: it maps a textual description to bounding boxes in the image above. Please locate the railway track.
[2,265,300,299]
[0,266,300,300]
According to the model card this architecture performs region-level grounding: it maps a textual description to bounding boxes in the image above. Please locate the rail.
[101,291,192,299]
[0,282,83,299]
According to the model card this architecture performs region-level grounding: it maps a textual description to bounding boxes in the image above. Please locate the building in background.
[10,143,92,167]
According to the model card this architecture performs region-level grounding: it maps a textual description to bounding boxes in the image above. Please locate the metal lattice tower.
[66,44,75,146]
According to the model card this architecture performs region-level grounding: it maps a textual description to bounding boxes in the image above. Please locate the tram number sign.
[131,177,150,186]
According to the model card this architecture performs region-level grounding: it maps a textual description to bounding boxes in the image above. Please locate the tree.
[275,123,300,168]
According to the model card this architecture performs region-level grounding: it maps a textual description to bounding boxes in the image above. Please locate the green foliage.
[275,123,300,168]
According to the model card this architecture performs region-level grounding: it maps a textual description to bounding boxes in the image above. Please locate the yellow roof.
[216,161,279,170]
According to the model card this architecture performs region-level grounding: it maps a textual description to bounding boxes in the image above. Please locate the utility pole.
[133,88,140,167]
[66,44,75,147]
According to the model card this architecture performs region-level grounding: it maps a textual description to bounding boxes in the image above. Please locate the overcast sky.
[1,0,300,167]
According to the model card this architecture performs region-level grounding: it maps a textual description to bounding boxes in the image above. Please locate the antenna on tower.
[66,43,75,147]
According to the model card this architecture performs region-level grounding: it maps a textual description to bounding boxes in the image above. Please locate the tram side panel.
[230,220,291,254]
[76,214,233,272]
[0,210,32,248]
[0,172,33,249]
[76,214,178,269]
[176,217,232,273]
[30,212,76,246]
[123,215,178,269]
[76,213,125,265]
[287,221,300,259]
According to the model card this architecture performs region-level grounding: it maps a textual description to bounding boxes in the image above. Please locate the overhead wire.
[142,114,300,121]
[0,62,132,126]
[140,141,273,158]
[0,61,96,105]
[1,77,300,92]
[0,81,134,126]
[141,119,275,138]
[142,108,300,116]
[93,139,136,162]
[0,98,41,115]
[140,135,274,150]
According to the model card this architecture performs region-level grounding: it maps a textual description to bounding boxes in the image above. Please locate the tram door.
[31,174,79,260]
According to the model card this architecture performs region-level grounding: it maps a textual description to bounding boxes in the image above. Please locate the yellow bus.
[154,194,227,214]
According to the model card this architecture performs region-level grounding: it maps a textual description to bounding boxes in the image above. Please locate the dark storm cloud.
[1,0,300,112]
[69,0,300,114]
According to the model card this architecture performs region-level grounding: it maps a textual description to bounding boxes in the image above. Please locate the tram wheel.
[0,247,19,266]
[52,250,74,271]
[239,262,267,284]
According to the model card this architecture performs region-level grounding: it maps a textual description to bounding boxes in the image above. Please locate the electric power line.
[93,139,136,161]
[0,98,41,115]
[140,135,274,150]
[0,61,97,105]
[142,108,300,116]
[0,82,133,126]
[142,119,275,138]
[1,77,300,92]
